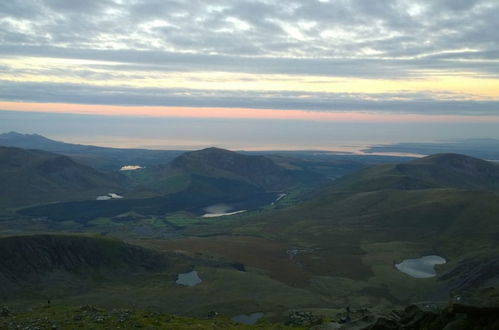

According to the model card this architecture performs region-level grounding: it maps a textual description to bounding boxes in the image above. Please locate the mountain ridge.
[0,131,183,171]
[170,147,326,191]
[0,234,168,297]
[0,146,125,207]
[331,153,499,193]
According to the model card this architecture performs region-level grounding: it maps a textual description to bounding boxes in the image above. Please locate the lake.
[201,203,246,218]
[395,255,446,278]
[176,270,202,286]
[96,192,124,200]
[120,165,143,171]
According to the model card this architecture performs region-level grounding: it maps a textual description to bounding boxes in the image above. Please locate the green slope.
[128,147,327,194]
[177,153,499,305]
[332,153,499,192]
[0,234,168,298]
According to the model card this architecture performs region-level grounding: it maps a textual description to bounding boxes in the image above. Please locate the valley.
[2,2,499,327]
[1,133,499,328]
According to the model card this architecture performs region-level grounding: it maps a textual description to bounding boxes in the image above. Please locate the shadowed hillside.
[172,147,325,191]
[0,132,182,171]
[0,146,125,207]
[129,147,327,195]
[331,153,499,192]
[0,234,168,297]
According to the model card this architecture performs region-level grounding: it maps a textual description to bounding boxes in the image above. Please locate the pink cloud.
[1,101,498,123]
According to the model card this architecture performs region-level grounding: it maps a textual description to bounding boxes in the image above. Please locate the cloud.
[0,0,499,116]
[1,80,498,116]
[2,44,499,79]
[1,0,498,60]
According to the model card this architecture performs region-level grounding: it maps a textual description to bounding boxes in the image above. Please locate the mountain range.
[0,131,182,171]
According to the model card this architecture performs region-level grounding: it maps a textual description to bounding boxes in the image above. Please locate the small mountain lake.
[395,255,446,278]
[120,165,143,171]
[231,312,264,325]
[176,271,202,286]
[201,204,246,218]
[96,192,124,200]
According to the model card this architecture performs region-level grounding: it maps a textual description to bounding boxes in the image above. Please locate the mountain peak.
[412,153,497,175]
[415,153,484,163]
[168,147,323,191]
[184,147,235,155]
[333,153,499,192]
[173,147,243,165]
[0,131,63,150]
[1,131,49,139]
[0,146,124,207]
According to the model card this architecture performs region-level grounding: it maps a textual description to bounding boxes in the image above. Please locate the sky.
[1,0,499,150]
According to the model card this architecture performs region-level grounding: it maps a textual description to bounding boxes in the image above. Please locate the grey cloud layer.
[1,1,498,64]
[1,0,499,115]
[1,80,498,116]
[2,44,499,78]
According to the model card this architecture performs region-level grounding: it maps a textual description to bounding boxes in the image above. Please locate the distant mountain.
[131,147,327,194]
[20,147,327,222]
[0,146,125,207]
[0,131,182,171]
[332,153,499,192]
[171,147,326,190]
[0,234,167,297]
[0,132,67,150]
[363,138,499,160]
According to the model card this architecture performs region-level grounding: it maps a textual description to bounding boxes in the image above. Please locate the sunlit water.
[395,255,446,278]
[120,165,143,171]
[201,203,246,218]
[96,192,123,200]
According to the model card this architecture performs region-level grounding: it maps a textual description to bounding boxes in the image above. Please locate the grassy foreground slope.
[0,234,336,321]
[0,305,302,329]
[3,287,499,329]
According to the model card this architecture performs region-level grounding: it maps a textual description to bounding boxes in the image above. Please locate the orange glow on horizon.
[1,101,498,123]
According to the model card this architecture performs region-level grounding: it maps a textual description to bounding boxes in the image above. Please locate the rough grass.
[135,236,311,287]
[1,304,303,329]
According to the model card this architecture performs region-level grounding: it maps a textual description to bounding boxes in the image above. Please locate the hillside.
[331,153,499,192]
[0,132,182,171]
[0,146,125,207]
[169,153,499,307]
[0,306,300,329]
[172,147,325,190]
[4,153,499,322]
[364,138,499,160]
[3,291,499,329]
[0,234,168,297]
[131,147,327,194]
[17,148,315,222]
